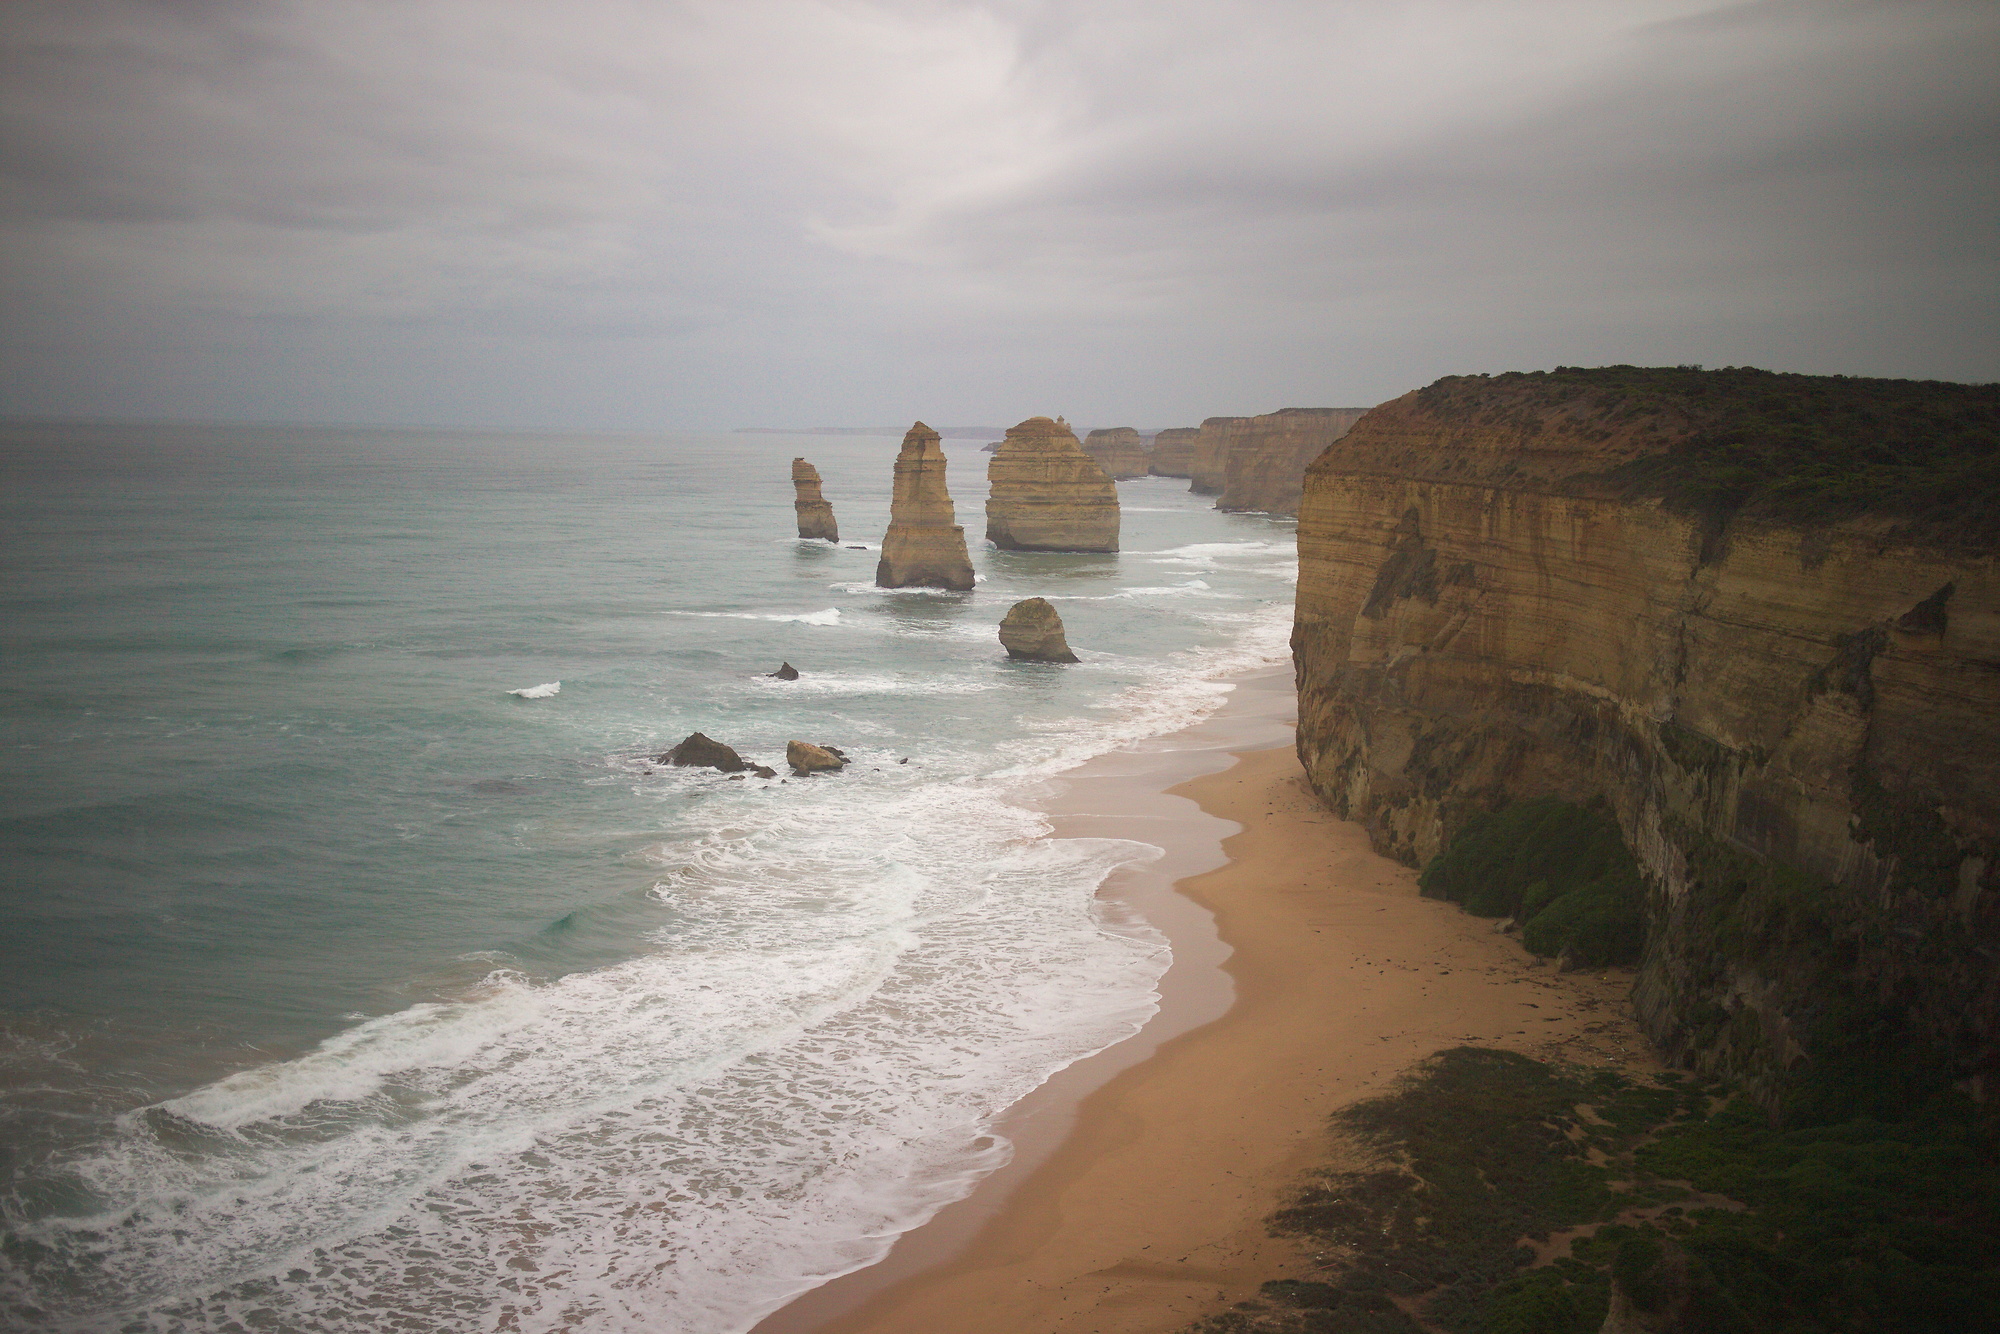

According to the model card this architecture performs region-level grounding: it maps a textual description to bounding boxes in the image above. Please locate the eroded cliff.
[1292,367,2000,1112]
[1217,407,1370,516]
[1186,416,1251,495]
[1082,427,1150,480]
[986,416,1119,552]
[876,422,975,590]
[1149,427,1196,478]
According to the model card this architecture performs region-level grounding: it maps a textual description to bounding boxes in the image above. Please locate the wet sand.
[758,670,1655,1334]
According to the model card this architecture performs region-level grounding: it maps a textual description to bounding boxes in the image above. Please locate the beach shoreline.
[757,668,1660,1334]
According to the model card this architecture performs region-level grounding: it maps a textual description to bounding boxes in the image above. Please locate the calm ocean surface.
[0,422,1298,1332]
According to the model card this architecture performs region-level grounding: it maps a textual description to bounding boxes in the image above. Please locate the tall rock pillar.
[791,457,839,541]
[875,422,976,590]
[985,416,1120,552]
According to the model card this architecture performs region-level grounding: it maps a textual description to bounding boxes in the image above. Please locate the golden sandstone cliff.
[985,416,1120,553]
[1186,416,1250,495]
[1291,367,1999,1109]
[1176,409,1368,515]
[1217,407,1370,515]
[791,457,838,541]
[1148,427,1196,477]
[1082,427,1150,480]
[876,422,975,590]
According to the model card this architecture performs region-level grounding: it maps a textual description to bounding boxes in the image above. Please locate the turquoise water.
[0,422,1298,1332]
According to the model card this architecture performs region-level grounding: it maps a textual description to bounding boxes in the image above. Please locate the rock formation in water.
[1148,427,1197,478]
[1217,407,1371,516]
[875,423,976,590]
[662,732,751,772]
[791,458,838,541]
[985,416,1119,552]
[1186,416,1252,495]
[1291,366,1999,1111]
[768,662,799,680]
[786,740,847,774]
[1081,427,1149,480]
[998,597,1079,662]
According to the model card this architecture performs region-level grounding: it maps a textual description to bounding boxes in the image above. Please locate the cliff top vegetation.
[1412,365,2000,542]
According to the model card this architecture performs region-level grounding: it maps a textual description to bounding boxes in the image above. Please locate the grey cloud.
[0,0,1993,430]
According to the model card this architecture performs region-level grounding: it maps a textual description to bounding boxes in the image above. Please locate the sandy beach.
[760,673,1658,1334]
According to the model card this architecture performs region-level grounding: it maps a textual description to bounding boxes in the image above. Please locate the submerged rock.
[999,597,1080,663]
[875,422,976,590]
[1082,427,1149,480]
[768,661,800,680]
[662,732,750,772]
[791,457,839,541]
[985,416,1119,553]
[787,740,848,774]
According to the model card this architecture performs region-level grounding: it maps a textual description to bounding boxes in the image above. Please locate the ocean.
[0,422,1298,1333]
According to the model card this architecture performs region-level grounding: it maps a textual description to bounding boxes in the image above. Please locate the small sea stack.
[791,458,838,541]
[998,597,1079,663]
[985,416,1119,553]
[875,423,976,590]
[768,662,799,680]
[1081,427,1149,480]
[1148,427,1197,477]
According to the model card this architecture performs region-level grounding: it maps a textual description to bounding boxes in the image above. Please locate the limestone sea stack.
[1217,407,1372,516]
[1081,427,1149,480]
[875,422,976,590]
[985,416,1119,552]
[1186,416,1253,495]
[791,458,838,541]
[1148,427,1197,477]
[998,597,1079,662]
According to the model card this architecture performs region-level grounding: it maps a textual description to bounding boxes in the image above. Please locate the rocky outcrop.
[787,740,847,774]
[876,422,976,590]
[1186,416,1251,495]
[1148,427,1197,477]
[1082,427,1150,480]
[985,417,1119,552]
[791,458,838,541]
[662,732,774,777]
[768,662,799,680]
[1292,368,2000,1114]
[998,597,1079,662]
[1218,407,1371,516]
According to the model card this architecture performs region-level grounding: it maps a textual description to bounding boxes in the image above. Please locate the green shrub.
[1419,798,1646,965]
[1520,879,1645,966]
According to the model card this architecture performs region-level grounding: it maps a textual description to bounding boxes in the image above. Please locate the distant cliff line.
[1291,365,1998,1117]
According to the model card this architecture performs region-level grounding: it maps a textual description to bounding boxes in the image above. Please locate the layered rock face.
[998,597,1079,662]
[791,457,838,541]
[1292,370,1999,1110]
[1082,427,1150,480]
[985,416,1119,552]
[1148,427,1197,477]
[876,423,976,590]
[1186,416,1252,495]
[1217,407,1370,516]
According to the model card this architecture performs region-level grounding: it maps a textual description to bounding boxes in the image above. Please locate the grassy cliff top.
[1413,365,2000,541]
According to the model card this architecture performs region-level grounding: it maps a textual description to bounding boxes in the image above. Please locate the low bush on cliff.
[1418,797,1645,966]
[1414,365,2000,541]
[1189,1048,2000,1334]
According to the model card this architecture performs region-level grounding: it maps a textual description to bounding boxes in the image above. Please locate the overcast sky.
[2,0,1994,431]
